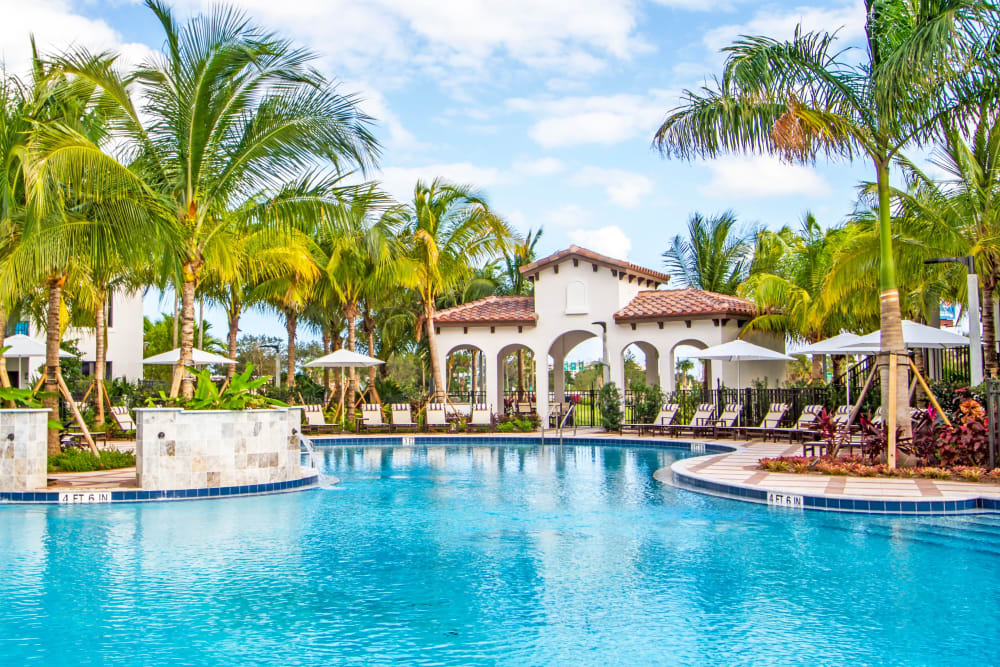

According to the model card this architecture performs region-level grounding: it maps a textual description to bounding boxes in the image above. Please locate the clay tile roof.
[614,289,757,321]
[519,245,671,285]
[435,295,537,325]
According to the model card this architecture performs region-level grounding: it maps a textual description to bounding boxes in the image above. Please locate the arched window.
[565,281,588,314]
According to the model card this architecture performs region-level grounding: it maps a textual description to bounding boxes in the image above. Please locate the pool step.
[864,518,1000,555]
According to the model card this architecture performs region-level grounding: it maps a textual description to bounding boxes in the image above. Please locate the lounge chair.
[662,403,715,438]
[425,403,451,432]
[694,403,742,439]
[736,402,789,440]
[302,404,342,435]
[359,403,390,433]
[469,403,493,432]
[620,403,678,436]
[390,403,418,432]
[109,405,136,436]
[761,404,823,442]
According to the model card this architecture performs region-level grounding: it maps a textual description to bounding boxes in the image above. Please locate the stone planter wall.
[135,407,304,491]
[0,409,49,491]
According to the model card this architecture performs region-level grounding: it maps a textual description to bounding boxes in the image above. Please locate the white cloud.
[568,225,632,260]
[571,166,653,208]
[703,1,865,54]
[508,90,677,148]
[514,157,566,176]
[376,162,505,203]
[699,155,832,199]
[0,0,154,76]
[345,80,426,153]
[545,204,594,229]
[165,0,650,80]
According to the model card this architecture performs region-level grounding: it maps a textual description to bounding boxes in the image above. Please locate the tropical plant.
[403,178,515,400]
[662,211,753,294]
[740,213,852,379]
[53,0,379,398]
[598,381,623,431]
[653,0,999,454]
[147,364,287,410]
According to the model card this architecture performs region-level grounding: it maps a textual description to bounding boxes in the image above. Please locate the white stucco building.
[433,246,787,418]
[5,290,145,388]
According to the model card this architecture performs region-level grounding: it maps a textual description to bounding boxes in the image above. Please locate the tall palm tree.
[312,190,403,401]
[53,0,379,397]
[662,211,753,295]
[1,50,149,454]
[653,1,998,449]
[501,227,543,296]
[404,178,515,400]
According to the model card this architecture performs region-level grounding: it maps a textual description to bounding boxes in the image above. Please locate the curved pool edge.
[663,455,1000,516]
[0,467,323,506]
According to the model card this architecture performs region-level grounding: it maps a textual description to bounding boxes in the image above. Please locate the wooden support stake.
[850,364,879,424]
[80,380,94,405]
[33,374,45,393]
[55,372,99,456]
[908,358,952,428]
[887,353,898,469]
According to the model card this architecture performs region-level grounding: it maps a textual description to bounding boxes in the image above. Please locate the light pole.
[261,344,281,388]
[925,257,983,385]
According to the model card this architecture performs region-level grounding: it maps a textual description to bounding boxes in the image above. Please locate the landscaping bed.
[758,455,1000,484]
[48,449,136,473]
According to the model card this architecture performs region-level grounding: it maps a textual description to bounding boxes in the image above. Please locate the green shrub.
[147,364,287,410]
[630,382,663,424]
[496,421,516,433]
[598,382,623,432]
[513,418,535,432]
[49,448,136,473]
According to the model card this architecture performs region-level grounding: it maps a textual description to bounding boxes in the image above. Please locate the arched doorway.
[497,343,535,414]
[670,339,709,394]
[445,344,486,404]
[619,341,661,390]
[547,330,599,425]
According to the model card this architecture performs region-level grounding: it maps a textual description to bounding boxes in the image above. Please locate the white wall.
[434,258,787,420]
[18,290,146,385]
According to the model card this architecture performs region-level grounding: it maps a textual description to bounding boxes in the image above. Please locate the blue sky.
[2,0,879,350]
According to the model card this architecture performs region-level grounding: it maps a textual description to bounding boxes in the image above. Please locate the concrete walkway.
[660,437,1000,506]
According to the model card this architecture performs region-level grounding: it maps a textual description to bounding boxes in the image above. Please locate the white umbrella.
[304,349,384,368]
[795,332,866,355]
[2,334,75,390]
[142,347,236,365]
[304,350,384,428]
[689,340,794,425]
[843,320,970,353]
[2,334,75,358]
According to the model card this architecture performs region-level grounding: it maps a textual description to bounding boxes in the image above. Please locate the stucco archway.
[497,342,535,413]
[670,339,710,393]
[444,343,487,403]
[619,340,660,390]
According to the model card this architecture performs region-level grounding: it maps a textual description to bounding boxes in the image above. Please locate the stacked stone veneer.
[0,409,49,491]
[135,407,305,490]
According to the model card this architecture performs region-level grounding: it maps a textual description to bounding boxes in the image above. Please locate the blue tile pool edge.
[669,467,1000,516]
[0,469,321,505]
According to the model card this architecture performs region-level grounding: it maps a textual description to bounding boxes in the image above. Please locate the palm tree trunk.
[982,278,998,378]
[44,276,65,456]
[811,355,823,381]
[171,262,200,399]
[424,301,446,401]
[345,303,360,402]
[226,305,240,380]
[0,305,10,390]
[94,288,106,427]
[285,309,297,389]
[366,318,380,403]
[875,157,912,463]
[321,327,331,404]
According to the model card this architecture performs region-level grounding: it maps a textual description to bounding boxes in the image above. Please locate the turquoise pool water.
[1,442,999,665]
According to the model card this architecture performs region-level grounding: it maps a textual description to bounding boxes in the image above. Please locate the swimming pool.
[2,441,998,665]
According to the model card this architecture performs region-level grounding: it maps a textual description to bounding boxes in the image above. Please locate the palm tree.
[0,51,149,454]
[311,189,403,401]
[53,0,379,398]
[662,211,753,295]
[653,1,998,450]
[740,213,851,380]
[404,178,515,400]
[501,227,543,296]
